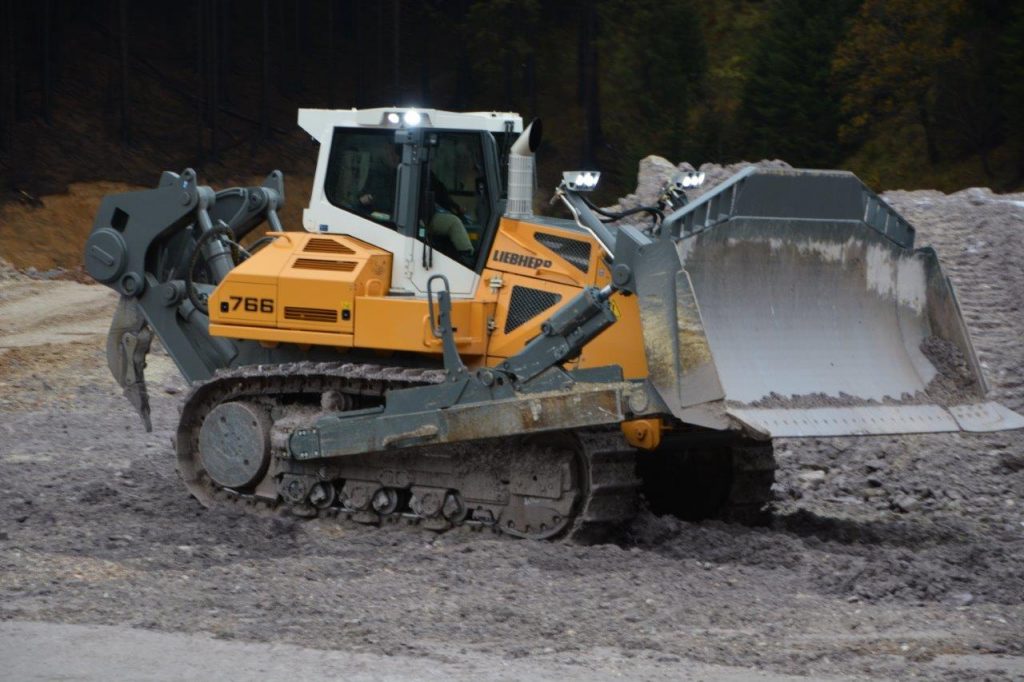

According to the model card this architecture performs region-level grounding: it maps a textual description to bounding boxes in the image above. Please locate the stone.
[950,592,974,606]
[798,469,827,487]
[893,495,920,513]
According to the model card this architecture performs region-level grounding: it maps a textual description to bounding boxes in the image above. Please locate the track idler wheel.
[308,482,337,509]
[197,401,272,490]
[371,488,401,515]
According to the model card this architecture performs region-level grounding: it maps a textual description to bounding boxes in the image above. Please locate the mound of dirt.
[0,175,313,272]
[610,157,793,214]
[0,182,143,271]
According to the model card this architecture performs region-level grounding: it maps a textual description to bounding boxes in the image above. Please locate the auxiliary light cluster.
[562,171,601,192]
[383,109,424,127]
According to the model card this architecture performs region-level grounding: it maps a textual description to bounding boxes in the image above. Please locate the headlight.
[403,110,422,126]
[562,171,601,192]
[679,171,706,189]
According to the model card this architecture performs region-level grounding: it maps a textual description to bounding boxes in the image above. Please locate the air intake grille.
[304,237,355,254]
[534,233,591,273]
[284,307,338,323]
[293,258,357,271]
[504,286,562,334]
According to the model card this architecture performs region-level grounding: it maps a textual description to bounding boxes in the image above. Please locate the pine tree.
[736,0,860,167]
[597,0,708,185]
[832,0,967,165]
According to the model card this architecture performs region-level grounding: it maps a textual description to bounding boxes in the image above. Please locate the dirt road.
[1,174,1022,680]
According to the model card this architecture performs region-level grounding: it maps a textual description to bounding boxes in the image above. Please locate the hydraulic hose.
[186,223,240,315]
[581,195,663,225]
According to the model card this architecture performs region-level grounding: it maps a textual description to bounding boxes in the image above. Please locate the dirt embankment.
[0,175,313,273]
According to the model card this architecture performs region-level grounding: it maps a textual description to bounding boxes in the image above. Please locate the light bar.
[679,171,706,189]
[562,171,601,192]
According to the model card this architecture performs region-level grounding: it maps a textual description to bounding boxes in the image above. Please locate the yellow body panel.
[211,281,278,328]
[209,221,649,380]
[210,323,353,349]
[486,218,605,287]
[481,218,648,379]
[484,272,586,360]
[574,290,648,379]
[210,232,392,338]
[354,297,492,358]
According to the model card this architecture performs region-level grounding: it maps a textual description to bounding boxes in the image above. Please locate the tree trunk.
[293,0,305,95]
[208,0,218,160]
[41,0,52,125]
[581,3,602,165]
[4,0,16,150]
[577,1,586,106]
[376,3,384,102]
[419,15,432,106]
[196,0,205,160]
[260,0,270,139]
[525,53,538,118]
[218,0,229,106]
[979,148,993,180]
[119,0,130,145]
[502,51,512,109]
[51,1,63,85]
[392,0,400,102]
[349,1,366,108]
[917,98,938,164]
[327,0,335,108]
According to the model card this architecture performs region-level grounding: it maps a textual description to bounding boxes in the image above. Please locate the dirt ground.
[1,171,1023,680]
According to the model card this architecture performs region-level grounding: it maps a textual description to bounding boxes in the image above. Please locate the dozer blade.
[649,167,1024,438]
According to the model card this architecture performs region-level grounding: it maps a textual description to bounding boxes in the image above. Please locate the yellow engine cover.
[209,233,391,349]
[208,220,646,378]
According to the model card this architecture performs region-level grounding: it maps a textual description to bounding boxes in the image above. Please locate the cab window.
[426,132,492,258]
[322,127,494,269]
[323,128,398,227]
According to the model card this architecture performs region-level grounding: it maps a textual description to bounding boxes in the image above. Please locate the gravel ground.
[1,169,1023,680]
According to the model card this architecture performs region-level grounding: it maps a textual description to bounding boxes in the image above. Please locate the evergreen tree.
[996,3,1024,183]
[736,0,860,167]
[832,0,967,165]
[597,0,708,185]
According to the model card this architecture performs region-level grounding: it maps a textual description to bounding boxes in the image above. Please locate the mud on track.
[1,174,1023,679]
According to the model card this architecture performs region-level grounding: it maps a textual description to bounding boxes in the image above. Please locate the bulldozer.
[83,107,1024,540]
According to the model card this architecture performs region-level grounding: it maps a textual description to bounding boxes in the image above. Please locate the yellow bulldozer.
[83,107,1024,539]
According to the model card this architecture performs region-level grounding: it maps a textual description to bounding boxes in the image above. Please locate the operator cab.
[307,108,521,272]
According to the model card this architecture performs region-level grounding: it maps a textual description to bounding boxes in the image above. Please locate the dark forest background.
[1,0,1022,208]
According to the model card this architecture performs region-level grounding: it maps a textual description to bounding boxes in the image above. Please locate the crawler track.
[175,362,642,541]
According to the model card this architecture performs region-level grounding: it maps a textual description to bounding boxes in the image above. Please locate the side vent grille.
[304,237,355,254]
[505,286,562,334]
[293,258,357,272]
[284,307,338,323]
[534,233,591,273]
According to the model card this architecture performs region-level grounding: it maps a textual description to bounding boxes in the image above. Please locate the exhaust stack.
[505,119,543,220]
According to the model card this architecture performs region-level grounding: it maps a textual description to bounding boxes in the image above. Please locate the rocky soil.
[1,167,1023,679]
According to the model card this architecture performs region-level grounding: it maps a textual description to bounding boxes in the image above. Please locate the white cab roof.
[298,107,523,142]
